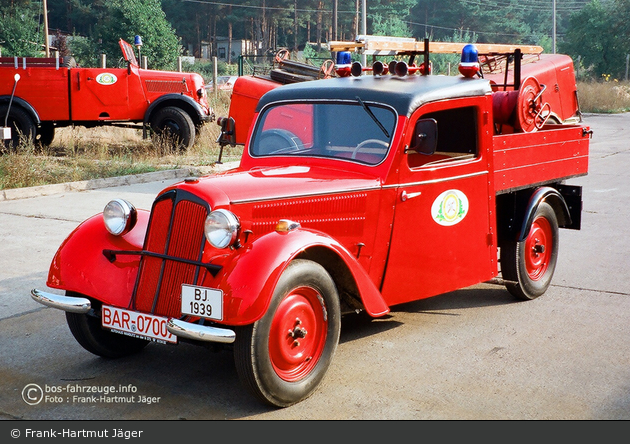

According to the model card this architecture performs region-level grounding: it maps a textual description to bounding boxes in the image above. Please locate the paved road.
[0,114,628,420]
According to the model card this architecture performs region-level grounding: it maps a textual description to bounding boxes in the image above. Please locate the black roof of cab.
[255,74,492,117]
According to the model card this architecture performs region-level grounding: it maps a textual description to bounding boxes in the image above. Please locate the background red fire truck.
[1,39,213,151]
[32,36,589,408]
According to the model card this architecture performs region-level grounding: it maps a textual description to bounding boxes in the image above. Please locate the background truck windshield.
[250,101,396,165]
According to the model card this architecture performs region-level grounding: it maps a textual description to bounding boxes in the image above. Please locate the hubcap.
[525,216,552,280]
[268,286,327,382]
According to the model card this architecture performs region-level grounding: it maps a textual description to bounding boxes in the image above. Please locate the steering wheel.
[256,129,303,155]
[320,59,335,78]
[351,139,389,159]
[275,49,290,64]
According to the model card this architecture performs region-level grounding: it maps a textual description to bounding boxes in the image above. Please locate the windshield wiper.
[356,96,390,138]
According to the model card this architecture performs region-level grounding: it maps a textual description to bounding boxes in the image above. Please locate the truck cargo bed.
[493,124,589,193]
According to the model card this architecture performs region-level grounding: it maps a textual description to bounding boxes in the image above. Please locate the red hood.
[167,164,382,207]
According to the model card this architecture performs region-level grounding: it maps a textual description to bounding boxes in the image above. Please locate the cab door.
[70,67,132,121]
[380,97,497,307]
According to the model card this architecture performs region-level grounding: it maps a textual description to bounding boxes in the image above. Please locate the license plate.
[181,284,223,321]
[101,305,177,344]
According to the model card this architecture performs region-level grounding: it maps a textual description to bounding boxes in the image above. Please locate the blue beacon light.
[458,44,480,78]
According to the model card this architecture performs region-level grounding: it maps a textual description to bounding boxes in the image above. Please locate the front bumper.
[31,289,91,313]
[30,289,236,344]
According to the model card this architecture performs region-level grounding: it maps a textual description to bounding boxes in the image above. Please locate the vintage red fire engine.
[1,39,212,150]
[32,37,590,407]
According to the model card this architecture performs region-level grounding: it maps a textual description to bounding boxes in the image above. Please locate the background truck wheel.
[500,201,559,300]
[234,259,341,407]
[0,105,36,152]
[65,295,149,358]
[150,106,195,151]
[36,122,55,147]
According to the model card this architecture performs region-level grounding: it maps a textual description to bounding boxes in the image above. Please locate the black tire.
[150,106,195,151]
[1,105,36,152]
[234,259,341,407]
[65,295,149,359]
[500,202,559,300]
[36,122,55,147]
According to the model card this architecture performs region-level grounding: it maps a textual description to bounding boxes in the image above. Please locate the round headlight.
[204,209,240,249]
[103,199,137,236]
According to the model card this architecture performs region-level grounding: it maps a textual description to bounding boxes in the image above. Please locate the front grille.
[132,190,209,318]
[144,80,188,93]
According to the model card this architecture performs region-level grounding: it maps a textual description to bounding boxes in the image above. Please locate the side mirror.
[215,117,236,164]
[408,118,437,155]
[216,117,236,148]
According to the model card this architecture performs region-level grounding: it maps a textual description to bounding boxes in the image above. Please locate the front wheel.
[150,106,195,151]
[65,295,149,358]
[500,202,559,300]
[234,260,341,407]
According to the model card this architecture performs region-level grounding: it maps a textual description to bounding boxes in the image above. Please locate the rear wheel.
[36,122,55,147]
[150,106,195,151]
[501,202,559,300]
[234,260,341,407]
[65,294,149,358]
[1,105,36,152]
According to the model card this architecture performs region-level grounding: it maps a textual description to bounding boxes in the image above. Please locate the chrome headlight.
[103,199,137,236]
[204,209,240,249]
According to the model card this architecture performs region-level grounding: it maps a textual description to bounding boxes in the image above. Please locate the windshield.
[250,101,396,165]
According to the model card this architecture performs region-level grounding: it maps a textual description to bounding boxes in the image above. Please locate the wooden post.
[43,0,50,57]
[101,54,106,68]
[213,56,218,100]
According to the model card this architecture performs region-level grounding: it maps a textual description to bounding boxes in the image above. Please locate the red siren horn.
[388,60,397,75]
[372,60,385,76]
[395,61,408,76]
[351,61,363,77]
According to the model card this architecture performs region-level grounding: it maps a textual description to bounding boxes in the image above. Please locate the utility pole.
[552,0,556,54]
[333,0,338,41]
[43,0,50,57]
[361,0,367,66]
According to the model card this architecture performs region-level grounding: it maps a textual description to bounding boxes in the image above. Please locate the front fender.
[216,228,390,325]
[46,211,149,307]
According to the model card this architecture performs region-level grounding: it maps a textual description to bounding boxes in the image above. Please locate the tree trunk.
[228,21,233,64]
[293,0,298,52]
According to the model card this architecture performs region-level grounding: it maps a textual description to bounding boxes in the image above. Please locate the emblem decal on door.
[431,189,469,226]
[96,73,118,85]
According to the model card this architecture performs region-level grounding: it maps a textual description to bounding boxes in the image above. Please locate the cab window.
[251,101,396,165]
[408,106,478,168]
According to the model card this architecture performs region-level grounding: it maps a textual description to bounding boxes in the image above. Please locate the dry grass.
[0,91,242,190]
[577,81,630,113]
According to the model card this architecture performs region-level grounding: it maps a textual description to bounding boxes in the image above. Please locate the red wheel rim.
[268,286,327,382]
[524,216,552,281]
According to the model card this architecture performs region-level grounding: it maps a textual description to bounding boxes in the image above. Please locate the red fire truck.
[1,39,213,151]
[31,37,590,408]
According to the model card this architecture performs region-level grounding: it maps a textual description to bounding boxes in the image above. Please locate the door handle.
[401,190,421,202]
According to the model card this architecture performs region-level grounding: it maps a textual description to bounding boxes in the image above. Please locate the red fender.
[46,210,149,307]
[215,228,390,325]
